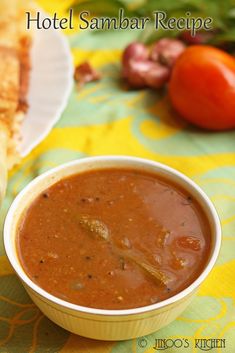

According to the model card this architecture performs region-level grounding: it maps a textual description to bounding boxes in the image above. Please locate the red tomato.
[169,45,235,130]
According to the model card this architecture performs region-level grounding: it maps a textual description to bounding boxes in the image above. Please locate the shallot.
[122,38,186,89]
[150,38,186,67]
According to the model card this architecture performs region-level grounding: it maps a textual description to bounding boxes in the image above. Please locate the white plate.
[20,26,73,157]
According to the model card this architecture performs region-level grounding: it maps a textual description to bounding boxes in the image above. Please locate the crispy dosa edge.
[0,120,9,204]
[0,1,34,169]
[0,1,34,203]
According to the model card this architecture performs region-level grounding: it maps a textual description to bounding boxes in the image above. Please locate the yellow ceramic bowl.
[4,156,221,340]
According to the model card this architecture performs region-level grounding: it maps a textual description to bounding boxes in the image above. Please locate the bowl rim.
[4,155,221,317]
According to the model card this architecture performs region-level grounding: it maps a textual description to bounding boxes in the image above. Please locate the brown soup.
[17,168,211,310]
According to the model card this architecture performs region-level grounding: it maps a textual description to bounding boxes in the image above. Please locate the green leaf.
[71,0,235,46]
[72,0,131,16]
[138,22,178,45]
[211,28,235,42]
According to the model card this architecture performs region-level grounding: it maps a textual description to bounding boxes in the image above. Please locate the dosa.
[0,0,32,202]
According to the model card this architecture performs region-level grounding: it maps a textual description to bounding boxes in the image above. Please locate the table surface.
[0,1,234,352]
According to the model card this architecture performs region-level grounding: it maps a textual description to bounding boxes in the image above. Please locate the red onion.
[150,38,186,67]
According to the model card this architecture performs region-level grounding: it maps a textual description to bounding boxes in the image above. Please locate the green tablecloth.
[0,2,235,352]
